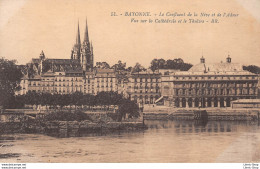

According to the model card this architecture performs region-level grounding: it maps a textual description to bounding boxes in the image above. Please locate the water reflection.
[145,120,259,134]
[32,120,260,138]
[1,120,260,163]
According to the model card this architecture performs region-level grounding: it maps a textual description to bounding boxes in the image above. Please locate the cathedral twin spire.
[71,19,94,72]
[76,21,81,45]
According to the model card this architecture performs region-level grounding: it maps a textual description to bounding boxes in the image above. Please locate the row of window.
[173,88,256,96]
[170,76,256,80]
[97,85,114,88]
[56,79,82,82]
[132,89,160,93]
[172,83,257,88]
[134,78,160,82]
[132,86,160,89]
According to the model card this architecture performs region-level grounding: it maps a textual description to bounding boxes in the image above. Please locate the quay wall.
[144,109,260,121]
[0,119,145,136]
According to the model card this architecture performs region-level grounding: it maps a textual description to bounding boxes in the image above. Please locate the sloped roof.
[66,70,84,73]
[44,59,80,65]
[85,71,94,75]
[168,70,255,76]
[189,62,244,72]
[31,58,41,64]
[96,68,115,73]
[42,59,82,72]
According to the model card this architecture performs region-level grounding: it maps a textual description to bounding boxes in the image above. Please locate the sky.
[0,0,260,68]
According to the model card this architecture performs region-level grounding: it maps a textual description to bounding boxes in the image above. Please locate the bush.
[44,110,92,122]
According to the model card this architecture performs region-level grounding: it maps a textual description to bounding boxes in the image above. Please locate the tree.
[111,60,126,71]
[126,66,133,72]
[40,93,53,109]
[59,94,71,109]
[96,62,110,69]
[150,59,159,72]
[23,91,41,109]
[96,91,110,110]
[150,58,192,71]
[243,65,260,74]
[118,98,139,121]
[88,94,96,109]
[70,91,84,109]
[132,62,146,73]
[110,91,123,106]
[0,58,23,108]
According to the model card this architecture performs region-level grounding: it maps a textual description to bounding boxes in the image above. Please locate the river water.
[0,120,260,163]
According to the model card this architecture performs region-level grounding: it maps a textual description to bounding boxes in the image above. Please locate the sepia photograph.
[0,0,260,167]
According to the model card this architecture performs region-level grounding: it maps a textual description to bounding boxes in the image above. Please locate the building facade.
[16,21,259,108]
[162,56,259,108]
[126,71,161,104]
[94,68,118,95]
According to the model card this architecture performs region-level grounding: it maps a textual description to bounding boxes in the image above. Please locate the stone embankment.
[144,108,260,121]
[0,111,146,136]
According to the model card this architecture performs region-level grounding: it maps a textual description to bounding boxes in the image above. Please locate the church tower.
[71,21,81,60]
[80,19,93,71]
[39,50,46,74]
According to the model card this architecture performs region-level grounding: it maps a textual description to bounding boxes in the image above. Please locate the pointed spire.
[84,18,89,43]
[90,41,94,56]
[76,20,81,44]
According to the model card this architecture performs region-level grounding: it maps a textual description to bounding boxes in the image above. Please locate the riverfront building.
[126,71,161,104]
[161,56,259,108]
[16,21,259,108]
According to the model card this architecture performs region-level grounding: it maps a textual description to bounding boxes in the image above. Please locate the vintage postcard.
[0,0,260,167]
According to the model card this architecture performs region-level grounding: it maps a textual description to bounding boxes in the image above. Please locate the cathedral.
[16,20,259,107]
[71,19,94,72]
[22,19,94,76]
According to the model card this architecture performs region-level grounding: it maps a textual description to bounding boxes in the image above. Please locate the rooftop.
[95,68,115,73]
[189,62,244,72]
[165,70,256,76]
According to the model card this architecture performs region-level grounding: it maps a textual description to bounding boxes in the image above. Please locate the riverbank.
[0,120,146,137]
[1,120,259,163]
[143,105,260,121]
[0,110,146,136]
